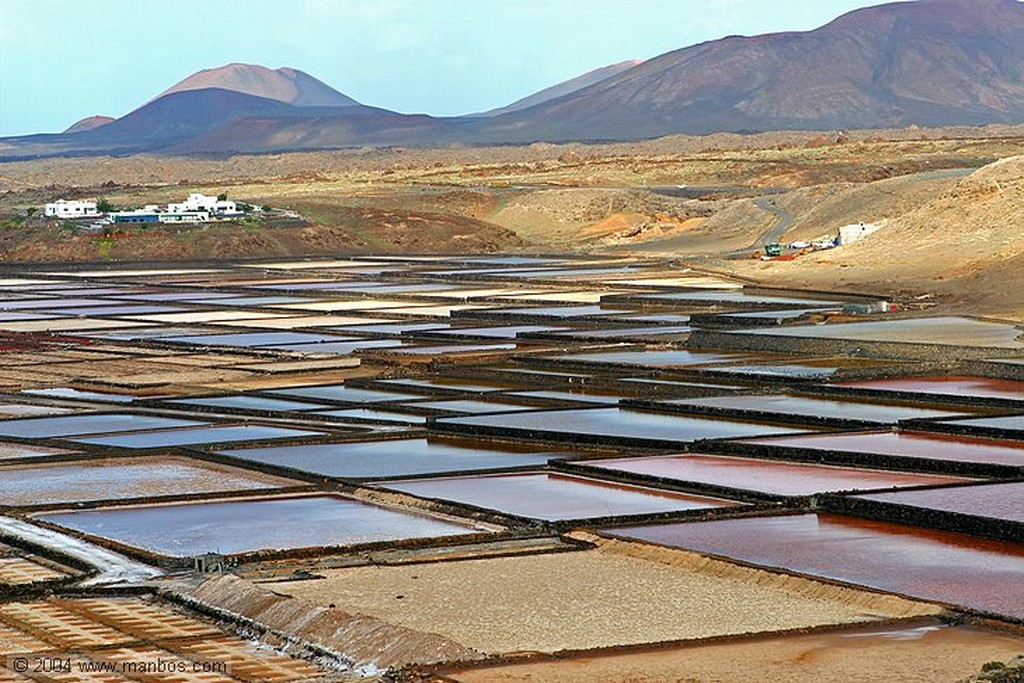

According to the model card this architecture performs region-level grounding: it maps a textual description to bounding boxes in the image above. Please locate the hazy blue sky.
[1,0,879,136]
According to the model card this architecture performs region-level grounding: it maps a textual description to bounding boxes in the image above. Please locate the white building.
[44,200,99,219]
[168,193,240,216]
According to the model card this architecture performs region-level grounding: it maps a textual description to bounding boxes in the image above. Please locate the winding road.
[722,196,796,258]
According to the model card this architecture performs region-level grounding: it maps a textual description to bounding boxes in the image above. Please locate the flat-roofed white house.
[168,193,241,216]
[44,200,99,218]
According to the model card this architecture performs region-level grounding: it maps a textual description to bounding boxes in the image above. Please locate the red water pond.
[857,482,1024,523]
[609,513,1024,618]
[582,454,970,496]
[741,431,1024,467]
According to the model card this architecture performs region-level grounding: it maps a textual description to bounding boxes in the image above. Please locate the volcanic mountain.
[2,66,370,158]
[473,59,643,117]
[63,115,115,134]
[157,63,360,108]
[484,0,1024,140]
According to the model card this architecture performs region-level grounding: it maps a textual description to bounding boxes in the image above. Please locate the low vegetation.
[962,657,1024,682]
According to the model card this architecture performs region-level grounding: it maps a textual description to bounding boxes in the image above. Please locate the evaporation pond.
[939,415,1024,433]
[553,349,759,367]
[163,331,350,347]
[835,376,1024,401]
[315,408,427,424]
[636,290,843,307]
[581,454,971,496]
[217,437,562,479]
[609,513,1024,619]
[439,408,804,445]
[856,482,1024,523]
[383,472,738,521]
[741,431,1024,467]
[0,456,299,506]
[440,325,567,338]
[36,495,478,557]
[0,414,205,439]
[735,317,1024,348]
[552,325,691,339]
[267,385,422,403]
[375,378,512,393]
[664,394,971,423]
[487,305,615,318]
[406,399,538,414]
[68,425,323,449]
[164,395,329,412]
[702,359,892,379]
[0,443,76,462]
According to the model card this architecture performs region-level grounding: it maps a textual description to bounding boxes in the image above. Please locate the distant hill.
[0,89,358,158]
[485,0,1024,140]
[158,63,360,108]
[63,115,114,134]
[72,88,355,154]
[5,0,1024,158]
[167,104,466,154]
[473,60,642,117]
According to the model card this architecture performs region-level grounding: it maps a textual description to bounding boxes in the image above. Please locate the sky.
[1,0,879,137]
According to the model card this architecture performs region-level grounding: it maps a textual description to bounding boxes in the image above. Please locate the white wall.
[169,193,238,214]
[44,200,99,218]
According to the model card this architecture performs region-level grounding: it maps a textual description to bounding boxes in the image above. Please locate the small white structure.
[44,200,99,219]
[109,209,209,224]
[168,193,240,216]
[159,211,209,224]
[838,221,881,246]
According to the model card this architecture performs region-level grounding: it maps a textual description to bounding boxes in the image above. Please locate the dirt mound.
[488,188,698,246]
[581,212,646,236]
[181,575,482,672]
[305,205,524,254]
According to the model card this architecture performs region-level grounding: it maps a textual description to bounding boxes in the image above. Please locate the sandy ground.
[266,540,937,655]
[442,622,1024,683]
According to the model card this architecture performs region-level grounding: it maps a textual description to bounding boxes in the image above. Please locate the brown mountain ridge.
[481,0,1024,140]
[158,63,360,108]
[7,0,1024,159]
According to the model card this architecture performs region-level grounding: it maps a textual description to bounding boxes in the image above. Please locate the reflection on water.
[38,495,478,556]
[611,513,1024,618]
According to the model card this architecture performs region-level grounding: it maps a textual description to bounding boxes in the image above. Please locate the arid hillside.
[1,125,1022,318]
[728,156,1024,319]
